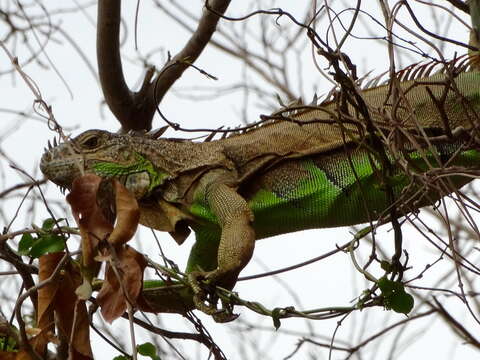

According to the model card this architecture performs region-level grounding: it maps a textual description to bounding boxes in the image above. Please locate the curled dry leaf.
[67,174,113,268]
[108,180,140,245]
[34,253,62,356]
[66,174,142,323]
[67,175,140,260]
[96,246,147,323]
[0,352,15,360]
[35,252,93,359]
[0,351,27,360]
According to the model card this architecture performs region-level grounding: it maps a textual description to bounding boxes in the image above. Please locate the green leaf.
[271,308,282,330]
[18,233,35,255]
[380,260,392,273]
[41,218,66,231]
[377,277,414,315]
[389,291,414,314]
[42,218,56,230]
[112,356,130,360]
[29,234,65,258]
[137,342,160,360]
[377,277,395,294]
[0,335,18,351]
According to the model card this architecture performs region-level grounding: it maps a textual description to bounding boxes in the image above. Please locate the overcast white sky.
[1,1,479,359]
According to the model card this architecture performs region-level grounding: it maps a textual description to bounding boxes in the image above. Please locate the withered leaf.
[34,253,63,356]
[66,175,142,324]
[35,253,93,359]
[55,262,93,360]
[96,246,146,323]
[0,350,29,360]
[0,352,16,360]
[67,174,113,268]
[108,180,139,246]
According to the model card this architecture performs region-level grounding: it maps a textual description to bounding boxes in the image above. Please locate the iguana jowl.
[40,57,480,316]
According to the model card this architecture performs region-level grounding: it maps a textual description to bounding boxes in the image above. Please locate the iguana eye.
[81,136,100,149]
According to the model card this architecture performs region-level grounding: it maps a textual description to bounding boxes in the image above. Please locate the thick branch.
[444,0,469,14]
[97,0,231,131]
[470,0,480,39]
[97,0,141,130]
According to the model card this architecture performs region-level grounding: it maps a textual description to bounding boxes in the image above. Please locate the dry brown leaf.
[108,180,139,245]
[0,351,18,360]
[34,252,93,359]
[66,175,142,324]
[34,252,63,356]
[96,246,146,322]
[54,261,93,360]
[0,351,33,360]
[25,175,142,357]
[67,174,113,268]
[17,350,35,360]
[0,350,30,360]
[3,350,33,360]
[67,176,140,262]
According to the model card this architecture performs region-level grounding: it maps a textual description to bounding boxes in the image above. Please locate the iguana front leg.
[189,181,255,317]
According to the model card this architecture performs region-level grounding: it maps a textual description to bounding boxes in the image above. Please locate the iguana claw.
[188,271,239,322]
[188,271,217,312]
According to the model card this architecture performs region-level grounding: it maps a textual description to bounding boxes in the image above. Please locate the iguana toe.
[188,271,218,314]
[188,270,239,322]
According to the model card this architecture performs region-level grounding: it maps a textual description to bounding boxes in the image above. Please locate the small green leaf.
[137,342,160,360]
[29,234,65,258]
[41,218,65,231]
[390,291,414,314]
[112,356,130,360]
[271,308,282,330]
[18,233,35,255]
[378,277,395,294]
[380,260,392,273]
[42,218,56,230]
[377,277,414,315]
[0,335,18,351]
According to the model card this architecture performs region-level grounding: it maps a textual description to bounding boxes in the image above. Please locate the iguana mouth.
[40,140,84,190]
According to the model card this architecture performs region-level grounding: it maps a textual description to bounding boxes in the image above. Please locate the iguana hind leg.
[189,181,255,317]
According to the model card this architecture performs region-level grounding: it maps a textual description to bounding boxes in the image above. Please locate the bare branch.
[444,0,469,14]
[97,0,231,131]
[97,0,140,130]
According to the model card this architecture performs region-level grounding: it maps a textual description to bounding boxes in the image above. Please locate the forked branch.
[97,0,231,131]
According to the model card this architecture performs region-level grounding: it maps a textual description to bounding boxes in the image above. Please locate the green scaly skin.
[40,57,480,317]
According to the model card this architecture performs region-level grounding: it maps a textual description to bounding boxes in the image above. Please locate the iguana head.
[41,129,193,242]
[40,129,170,198]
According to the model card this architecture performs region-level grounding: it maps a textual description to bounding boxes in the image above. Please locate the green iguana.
[40,55,480,317]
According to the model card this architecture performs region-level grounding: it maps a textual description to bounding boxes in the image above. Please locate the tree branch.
[97,0,143,131]
[444,0,469,14]
[96,0,231,132]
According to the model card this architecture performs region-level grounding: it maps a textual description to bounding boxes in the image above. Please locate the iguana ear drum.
[124,172,151,198]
